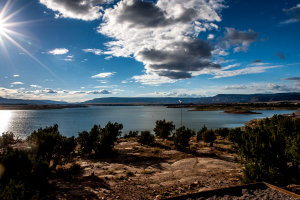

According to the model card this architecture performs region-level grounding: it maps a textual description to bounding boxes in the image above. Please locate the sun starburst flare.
[0,0,64,83]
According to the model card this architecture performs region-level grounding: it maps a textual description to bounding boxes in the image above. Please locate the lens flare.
[0,0,64,83]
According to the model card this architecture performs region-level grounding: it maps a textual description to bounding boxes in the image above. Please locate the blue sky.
[0,0,299,102]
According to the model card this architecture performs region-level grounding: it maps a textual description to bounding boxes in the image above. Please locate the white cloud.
[210,65,283,79]
[39,0,109,21]
[82,49,103,55]
[13,75,19,77]
[91,72,115,78]
[48,48,69,55]
[87,89,112,94]
[67,55,74,58]
[98,0,226,81]
[62,59,73,61]
[212,49,230,56]
[30,85,42,88]
[132,73,177,86]
[11,82,24,85]
[207,34,215,40]
[221,85,247,90]
[114,89,125,92]
[94,85,118,88]
[279,18,299,25]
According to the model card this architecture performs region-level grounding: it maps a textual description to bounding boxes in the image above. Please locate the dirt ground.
[36,137,243,200]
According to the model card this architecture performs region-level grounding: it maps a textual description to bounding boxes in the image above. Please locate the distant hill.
[83,93,300,104]
[193,93,300,104]
[0,97,68,105]
[2,93,300,105]
[82,97,200,104]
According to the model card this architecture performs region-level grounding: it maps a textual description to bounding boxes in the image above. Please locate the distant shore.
[0,101,299,111]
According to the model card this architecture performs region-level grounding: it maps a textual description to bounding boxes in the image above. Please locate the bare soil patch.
[41,137,242,200]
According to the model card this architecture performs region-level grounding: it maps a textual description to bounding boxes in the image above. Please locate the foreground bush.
[27,124,77,169]
[0,147,50,199]
[138,131,154,145]
[124,131,139,139]
[153,119,175,139]
[173,126,193,151]
[214,128,230,139]
[202,129,216,147]
[197,125,207,141]
[77,122,123,156]
[228,115,300,184]
[0,132,15,148]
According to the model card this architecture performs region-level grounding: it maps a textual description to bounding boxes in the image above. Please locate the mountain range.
[1,93,300,105]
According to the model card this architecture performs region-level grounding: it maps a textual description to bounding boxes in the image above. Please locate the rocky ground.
[38,137,243,200]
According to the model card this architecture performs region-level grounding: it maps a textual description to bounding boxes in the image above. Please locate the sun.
[0,0,63,82]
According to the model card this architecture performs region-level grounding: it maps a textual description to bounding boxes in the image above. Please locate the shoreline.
[1,102,300,111]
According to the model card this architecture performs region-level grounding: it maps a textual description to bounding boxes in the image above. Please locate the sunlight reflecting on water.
[0,110,12,134]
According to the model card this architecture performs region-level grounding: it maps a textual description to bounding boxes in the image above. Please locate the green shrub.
[124,131,139,139]
[141,170,149,174]
[0,147,50,199]
[197,125,207,141]
[77,125,101,154]
[106,168,115,174]
[138,131,154,146]
[0,132,15,147]
[214,128,230,138]
[228,115,300,184]
[153,119,175,139]
[0,179,25,200]
[202,129,216,147]
[126,170,134,176]
[173,126,193,151]
[27,124,77,169]
[77,122,123,157]
[97,122,123,156]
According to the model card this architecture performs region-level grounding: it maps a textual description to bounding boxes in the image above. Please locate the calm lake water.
[0,106,297,138]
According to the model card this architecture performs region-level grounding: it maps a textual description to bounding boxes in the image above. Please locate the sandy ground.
[40,138,243,200]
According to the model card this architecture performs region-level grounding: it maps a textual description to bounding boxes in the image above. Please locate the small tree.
[214,128,230,139]
[153,119,175,139]
[98,122,123,155]
[197,124,207,141]
[173,126,193,151]
[27,124,76,169]
[78,122,123,157]
[202,129,216,147]
[138,131,154,146]
[124,130,139,139]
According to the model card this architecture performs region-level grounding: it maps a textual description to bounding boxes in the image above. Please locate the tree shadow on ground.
[45,175,110,200]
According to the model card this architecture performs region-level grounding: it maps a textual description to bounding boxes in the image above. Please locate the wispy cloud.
[91,72,116,78]
[210,65,283,79]
[275,52,286,60]
[281,77,300,82]
[39,0,109,21]
[82,49,103,55]
[30,85,42,88]
[221,27,260,52]
[48,48,69,55]
[11,82,24,85]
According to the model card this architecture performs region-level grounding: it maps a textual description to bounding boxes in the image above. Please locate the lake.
[0,106,297,138]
